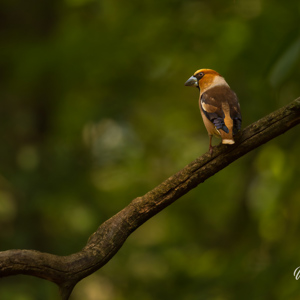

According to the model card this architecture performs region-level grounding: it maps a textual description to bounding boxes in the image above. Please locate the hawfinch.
[185,69,242,154]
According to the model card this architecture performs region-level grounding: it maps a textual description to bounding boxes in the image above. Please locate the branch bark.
[1,98,300,299]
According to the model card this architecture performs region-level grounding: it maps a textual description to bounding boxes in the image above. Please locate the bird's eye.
[199,72,204,77]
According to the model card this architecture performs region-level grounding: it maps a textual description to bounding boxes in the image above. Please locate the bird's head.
[185,69,226,92]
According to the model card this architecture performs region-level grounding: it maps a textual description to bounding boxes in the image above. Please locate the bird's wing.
[201,87,242,135]
[229,97,242,135]
[200,92,229,134]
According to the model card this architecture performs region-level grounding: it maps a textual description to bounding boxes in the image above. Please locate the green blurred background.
[1,0,300,299]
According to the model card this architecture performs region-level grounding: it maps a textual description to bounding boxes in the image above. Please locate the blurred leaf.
[269,35,300,87]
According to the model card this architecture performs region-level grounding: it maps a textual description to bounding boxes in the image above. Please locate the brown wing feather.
[200,92,228,134]
[200,86,242,136]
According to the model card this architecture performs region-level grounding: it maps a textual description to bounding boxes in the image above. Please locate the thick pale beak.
[184,75,198,87]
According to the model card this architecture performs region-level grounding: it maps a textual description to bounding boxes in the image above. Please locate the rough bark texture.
[1,98,300,299]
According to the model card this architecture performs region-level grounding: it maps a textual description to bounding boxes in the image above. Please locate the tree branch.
[1,98,300,299]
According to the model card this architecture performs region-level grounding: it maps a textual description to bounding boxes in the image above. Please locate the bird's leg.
[209,135,213,155]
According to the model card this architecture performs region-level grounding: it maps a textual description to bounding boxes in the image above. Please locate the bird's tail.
[220,130,235,144]
[222,138,235,144]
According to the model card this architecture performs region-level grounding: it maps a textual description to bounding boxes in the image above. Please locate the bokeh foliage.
[1,0,300,299]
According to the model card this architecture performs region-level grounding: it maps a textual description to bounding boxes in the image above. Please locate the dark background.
[1,0,300,299]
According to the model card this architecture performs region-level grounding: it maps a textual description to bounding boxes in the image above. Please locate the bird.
[185,68,242,155]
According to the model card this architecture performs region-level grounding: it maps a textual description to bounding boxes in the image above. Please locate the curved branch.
[1,98,300,299]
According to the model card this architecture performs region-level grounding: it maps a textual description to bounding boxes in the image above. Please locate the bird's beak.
[184,76,198,87]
